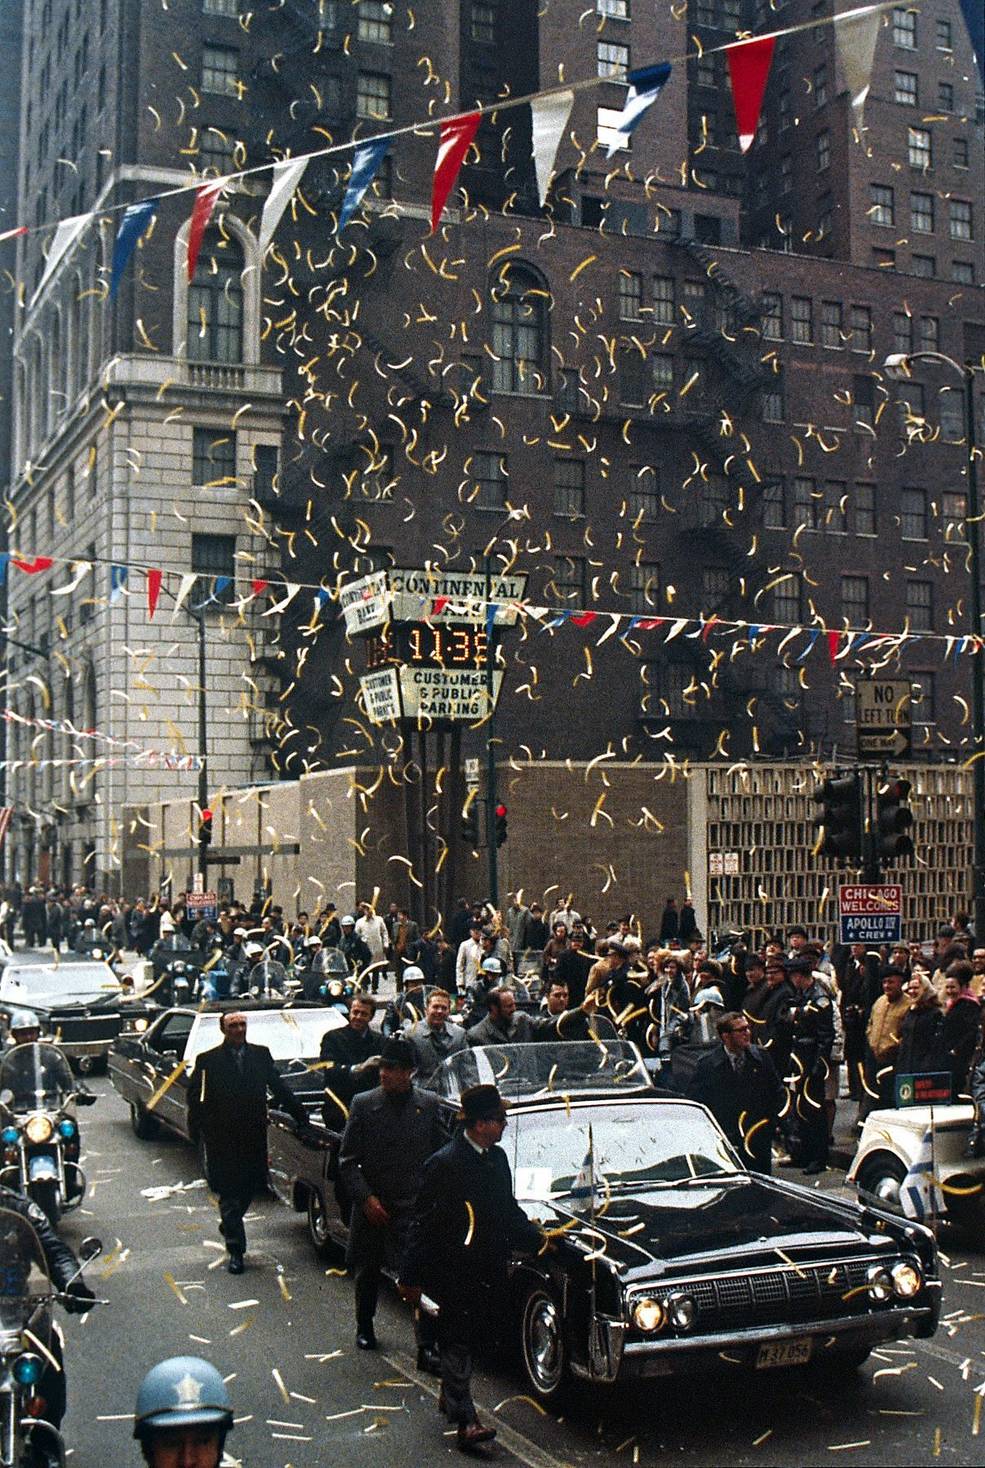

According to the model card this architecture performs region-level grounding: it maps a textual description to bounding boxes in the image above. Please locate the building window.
[470,2,497,41]
[893,8,917,48]
[823,481,848,534]
[894,70,918,104]
[911,672,935,726]
[854,484,876,535]
[949,199,973,240]
[652,275,674,325]
[793,476,818,529]
[841,575,869,626]
[938,387,964,439]
[762,479,785,529]
[908,127,932,169]
[618,271,642,320]
[552,555,586,605]
[849,306,872,353]
[900,486,927,539]
[905,580,933,631]
[357,1,392,43]
[641,662,695,721]
[943,490,967,541]
[597,106,627,152]
[813,64,827,107]
[701,566,729,612]
[191,532,236,604]
[911,253,936,277]
[820,300,842,348]
[553,459,585,519]
[556,369,585,416]
[620,351,646,407]
[790,296,813,344]
[761,292,783,340]
[627,467,659,522]
[779,88,791,130]
[952,260,975,285]
[761,382,784,422]
[187,230,243,363]
[953,137,969,168]
[203,0,239,11]
[919,315,938,351]
[651,353,673,394]
[936,17,952,48]
[358,445,396,501]
[201,44,238,96]
[870,183,894,226]
[938,81,954,112]
[598,0,629,16]
[910,191,934,233]
[897,383,926,429]
[854,374,875,430]
[892,311,913,354]
[815,129,830,171]
[470,451,508,510]
[772,577,802,626]
[630,561,661,612]
[597,40,629,79]
[192,427,237,487]
[356,71,391,120]
[491,265,547,394]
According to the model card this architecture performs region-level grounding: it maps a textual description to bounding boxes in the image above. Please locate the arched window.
[490,264,548,394]
[82,661,97,731]
[187,229,243,363]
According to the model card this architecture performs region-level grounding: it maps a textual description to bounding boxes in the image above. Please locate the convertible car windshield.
[511,1102,740,1201]
[0,965,121,1002]
[426,1041,651,1102]
[185,1008,342,1066]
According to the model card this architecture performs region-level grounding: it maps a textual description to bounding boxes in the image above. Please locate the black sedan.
[0,960,150,1073]
[270,1040,940,1404]
[109,999,346,1141]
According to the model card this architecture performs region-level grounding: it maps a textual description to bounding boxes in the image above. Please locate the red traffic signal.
[494,804,508,848]
[198,809,214,848]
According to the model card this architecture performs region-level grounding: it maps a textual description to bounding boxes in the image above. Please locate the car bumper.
[604,1306,937,1380]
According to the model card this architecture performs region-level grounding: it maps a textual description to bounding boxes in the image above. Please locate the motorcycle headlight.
[866,1264,894,1303]
[58,1119,76,1139]
[891,1260,923,1299]
[632,1297,665,1333]
[1,1125,18,1144]
[173,962,186,974]
[666,1293,697,1331]
[12,1353,43,1386]
[25,1114,53,1144]
[133,1017,149,1033]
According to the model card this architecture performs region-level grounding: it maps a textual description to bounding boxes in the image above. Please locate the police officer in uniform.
[779,955,835,1174]
[132,1355,234,1467]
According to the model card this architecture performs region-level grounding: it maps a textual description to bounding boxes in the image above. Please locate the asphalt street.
[49,1070,985,1468]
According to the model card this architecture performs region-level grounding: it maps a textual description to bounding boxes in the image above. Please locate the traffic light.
[495,803,508,848]
[198,808,213,851]
[876,777,914,865]
[461,799,479,848]
[811,774,862,861]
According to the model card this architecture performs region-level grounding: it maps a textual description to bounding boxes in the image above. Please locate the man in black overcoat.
[318,991,383,1127]
[687,1010,785,1173]
[339,1035,444,1365]
[187,1010,309,1273]
[399,1084,545,1453]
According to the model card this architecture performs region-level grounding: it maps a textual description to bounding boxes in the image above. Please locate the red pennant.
[701,615,720,642]
[187,182,224,281]
[0,226,28,243]
[12,557,53,574]
[570,611,598,627]
[147,568,162,619]
[726,36,775,153]
[251,578,269,597]
[432,596,450,616]
[431,113,481,233]
[826,630,841,664]
[633,618,665,631]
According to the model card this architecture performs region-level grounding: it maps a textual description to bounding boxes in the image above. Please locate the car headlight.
[25,1114,53,1144]
[58,1119,76,1139]
[1,1125,18,1144]
[666,1292,697,1331]
[891,1260,922,1298]
[632,1297,665,1333]
[866,1264,894,1302]
[133,1017,149,1033]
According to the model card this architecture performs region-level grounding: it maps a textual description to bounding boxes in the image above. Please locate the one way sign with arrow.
[856,678,912,760]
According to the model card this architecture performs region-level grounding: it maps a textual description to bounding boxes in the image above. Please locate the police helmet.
[480,956,504,975]
[133,1355,234,1440]
[402,964,425,986]
[8,1009,40,1034]
[244,942,264,958]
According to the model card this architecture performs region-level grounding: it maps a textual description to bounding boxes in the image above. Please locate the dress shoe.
[227,1253,245,1275]
[802,1161,827,1176]
[355,1329,378,1351]
[417,1344,441,1376]
[457,1421,496,1453]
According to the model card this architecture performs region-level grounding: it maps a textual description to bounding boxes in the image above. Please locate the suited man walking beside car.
[339,1035,444,1366]
[687,1012,785,1173]
[187,1010,310,1274]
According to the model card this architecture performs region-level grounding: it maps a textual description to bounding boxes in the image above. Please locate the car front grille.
[50,1012,121,1043]
[668,1257,882,1332]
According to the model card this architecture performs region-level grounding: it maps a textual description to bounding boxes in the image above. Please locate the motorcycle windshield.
[254,961,286,987]
[0,1206,53,1335]
[0,1043,74,1113]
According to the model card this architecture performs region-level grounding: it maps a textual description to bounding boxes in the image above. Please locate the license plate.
[756,1338,813,1369]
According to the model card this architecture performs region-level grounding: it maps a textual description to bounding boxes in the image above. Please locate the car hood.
[540,1175,874,1278]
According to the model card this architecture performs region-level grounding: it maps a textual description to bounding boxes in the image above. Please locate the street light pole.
[195,607,209,886]
[484,549,499,912]
[884,352,984,936]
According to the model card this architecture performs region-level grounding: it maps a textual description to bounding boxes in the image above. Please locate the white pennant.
[530,90,574,206]
[263,582,300,616]
[35,213,91,302]
[835,2,882,123]
[171,572,198,618]
[258,157,309,256]
[50,561,92,595]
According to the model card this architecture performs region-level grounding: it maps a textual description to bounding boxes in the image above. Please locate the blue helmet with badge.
[133,1355,234,1440]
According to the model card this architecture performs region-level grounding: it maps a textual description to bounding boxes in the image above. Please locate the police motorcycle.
[66,920,111,963]
[309,948,355,1010]
[244,954,300,1001]
[0,1037,97,1228]
[0,1212,101,1468]
[147,934,208,1006]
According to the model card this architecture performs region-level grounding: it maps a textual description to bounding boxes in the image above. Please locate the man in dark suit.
[187,1010,310,1274]
[318,992,383,1127]
[687,1011,785,1173]
[399,1084,545,1454]
[339,1035,444,1365]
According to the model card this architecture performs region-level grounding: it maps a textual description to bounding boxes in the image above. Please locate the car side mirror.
[79,1236,102,1261]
